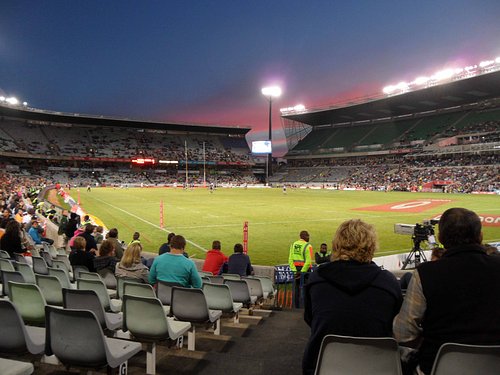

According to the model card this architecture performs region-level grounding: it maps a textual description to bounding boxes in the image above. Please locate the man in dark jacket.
[394,207,500,374]
[303,219,402,375]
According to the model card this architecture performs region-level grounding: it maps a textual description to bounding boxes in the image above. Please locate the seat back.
[48,267,72,289]
[0,300,29,353]
[123,282,155,299]
[242,277,264,299]
[32,256,49,275]
[55,254,71,271]
[72,265,90,280]
[45,306,107,368]
[198,271,213,277]
[78,271,102,281]
[117,276,144,299]
[14,254,28,264]
[0,258,16,272]
[0,249,11,259]
[224,279,251,304]
[51,259,69,273]
[221,273,241,281]
[171,287,210,323]
[2,270,26,298]
[63,288,107,329]
[207,275,224,284]
[41,251,53,267]
[30,247,40,257]
[98,268,117,289]
[202,283,234,312]
[16,262,36,284]
[9,282,46,325]
[36,274,64,306]
[156,280,183,305]
[254,276,275,296]
[430,343,500,375]
[315,335,402,375]
[122,295,169,340]
[77,278,111,310]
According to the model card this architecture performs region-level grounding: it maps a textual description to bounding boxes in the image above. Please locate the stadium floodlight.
[261,85,282,185]
[0,96,5,102]
[382,85,395,94]
[432,69,454,81]
[413,76,429,85]
[479,60,494,68]
[23,102,28,106]
[261,86,282,98]
[293,104,305,111]
[496,57,500,63]
[6,97,19,105]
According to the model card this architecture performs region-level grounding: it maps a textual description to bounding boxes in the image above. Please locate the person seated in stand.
[77,223,98,253]
[149,235,201,288]
[158,232,175,255]
[302,219,403,375]
[1,219,25,258]
[393,208,500,375]
[202,240,227,275]
[115,242,149,283]
[106,228,125,260]
[222,243,254,276]
[28,219,54,245]
[93,225,104,246]
[314,243,331,265]
[93,239,118,276]
[69,236,95,272]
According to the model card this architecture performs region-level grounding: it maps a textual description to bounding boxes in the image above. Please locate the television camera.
[394,219,439,270]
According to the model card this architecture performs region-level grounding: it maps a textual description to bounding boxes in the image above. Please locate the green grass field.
[71,187,500,266]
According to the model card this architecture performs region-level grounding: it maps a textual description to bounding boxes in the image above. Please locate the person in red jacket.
[202,240,228,275]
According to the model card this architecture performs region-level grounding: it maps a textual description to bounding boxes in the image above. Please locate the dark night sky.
[1,1,499,155]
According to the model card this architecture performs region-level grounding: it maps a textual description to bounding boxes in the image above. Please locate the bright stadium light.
[23,102,28,106]
[0,96,5,102]
[479,60,494,68]
[413,76,429,85]
[294,104,305,111]
[261,86,282,98]
[6,97,19,105]
[383,85,395,94]
[496,57,500,63]
[432,69,454,81]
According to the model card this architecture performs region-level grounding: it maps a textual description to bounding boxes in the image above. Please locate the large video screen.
[252,140,272,154]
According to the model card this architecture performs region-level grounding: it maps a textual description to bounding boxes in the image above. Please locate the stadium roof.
[282,70,500,126]
[0,104,251,136]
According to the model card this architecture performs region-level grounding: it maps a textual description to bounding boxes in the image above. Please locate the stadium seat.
[0,358,34,375]
[63,288,122,331]
[35,274,64,306]
[122,294,191,374]
[0,258,16,272]
[47,267,74,289]
[15,263,36,284]
[314,334,402,375]
[44,306,141,372]
[40,251,53,267]
[198,271,213,277]
[77,278,121,312]
[98,268,117,290]
[31,256,49,275]
[156,280,182,306]
[13,254,28,264]
[202,282,242,324]
[253,276,276,299]
[221,273,241,281]
[0,250,11,259]
[242,276,265,301]
[1,271,25,299]
[206,275,224,284]
[0,299,45,355]
[224,279,257,307]
[116,276,143,299]
[9,282,47,325]
[430,343,500,375]
[71,265,89,281]
[170,286,222,351]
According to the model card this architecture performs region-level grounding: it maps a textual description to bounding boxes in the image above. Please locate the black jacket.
[303,260,402,375]
[417,244,500,374]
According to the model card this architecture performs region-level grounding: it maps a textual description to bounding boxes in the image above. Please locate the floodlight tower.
[261,86,281,185]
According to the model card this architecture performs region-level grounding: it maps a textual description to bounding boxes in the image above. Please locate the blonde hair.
[120,242,142,268]
[73,236,86,251]
[331,219,378,263]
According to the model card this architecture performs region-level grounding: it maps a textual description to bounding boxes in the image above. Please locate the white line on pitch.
[89,196,208,253]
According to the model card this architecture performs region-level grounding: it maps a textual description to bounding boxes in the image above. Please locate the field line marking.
[88,196,208,253]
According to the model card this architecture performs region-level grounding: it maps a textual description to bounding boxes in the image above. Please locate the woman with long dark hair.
[1,219,25,258]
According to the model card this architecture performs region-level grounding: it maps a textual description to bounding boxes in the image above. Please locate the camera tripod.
[401,238,428,270]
